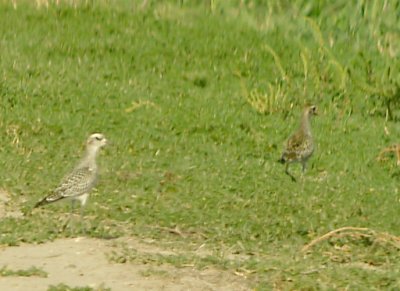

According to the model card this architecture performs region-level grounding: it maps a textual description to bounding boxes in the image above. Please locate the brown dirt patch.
[0,237,251,290]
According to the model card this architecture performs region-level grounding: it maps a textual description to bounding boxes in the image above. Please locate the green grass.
[1,0,400,288]
[0,265,48,277]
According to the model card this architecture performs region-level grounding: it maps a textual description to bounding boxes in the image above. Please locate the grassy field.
[1,0,400,289]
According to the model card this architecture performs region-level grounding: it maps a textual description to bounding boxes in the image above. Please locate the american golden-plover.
[279,105,317,181]
[34,133,107,215]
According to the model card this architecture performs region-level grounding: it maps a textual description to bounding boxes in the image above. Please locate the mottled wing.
[55,167,97,198]
[282,132,313,162]
[37,167,96,207]
[286,132,304,152]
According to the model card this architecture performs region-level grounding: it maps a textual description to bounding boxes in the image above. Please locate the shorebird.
[279,105,317,181]
[34,133,107,218]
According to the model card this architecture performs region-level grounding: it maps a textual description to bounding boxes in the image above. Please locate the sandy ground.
[0,188,251,290]
[0,237,251,291]
[0,190,250,290]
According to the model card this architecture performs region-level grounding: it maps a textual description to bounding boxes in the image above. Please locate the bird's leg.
[285,163,297,182]
[300,164,306,191]
[301,161,306,181]
[80,205,87,235]
[80,205,85,218]
[62,200,76,235]
[301,161,307,173]
[70,199,76,214]
[300,161,308,192]
[79,193,90,235]
[70,200,77,235]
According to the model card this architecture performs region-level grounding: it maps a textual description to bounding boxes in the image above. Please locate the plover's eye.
[95,136,102,141]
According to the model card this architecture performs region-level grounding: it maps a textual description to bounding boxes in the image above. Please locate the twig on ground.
[377,144,400,165]
[302,226,400,253]
[302,227,370,252]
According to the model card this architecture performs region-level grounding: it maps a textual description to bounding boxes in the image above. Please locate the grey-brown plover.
[279,105,317,181]
[34,133,107,212]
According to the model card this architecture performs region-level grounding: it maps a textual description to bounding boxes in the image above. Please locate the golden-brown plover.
[279,105,317,181]
[34,133,107,213]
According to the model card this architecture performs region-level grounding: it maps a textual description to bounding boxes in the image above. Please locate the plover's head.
[86,133,107,149]
[305,105,318,117]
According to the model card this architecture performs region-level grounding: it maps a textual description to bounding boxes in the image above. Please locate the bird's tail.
[34,197,50,208]
[34,193,62,208]
[277,156,286,164]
